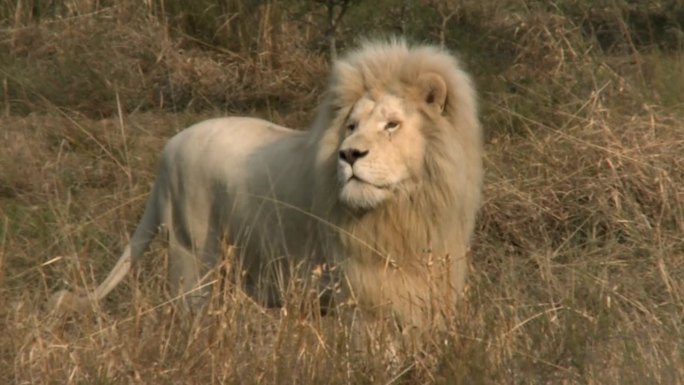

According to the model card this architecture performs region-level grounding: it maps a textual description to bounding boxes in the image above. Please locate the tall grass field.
[1,1,683,384]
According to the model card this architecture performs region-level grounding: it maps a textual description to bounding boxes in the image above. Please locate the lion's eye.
[385,121,400,131]
[346,122,357,131]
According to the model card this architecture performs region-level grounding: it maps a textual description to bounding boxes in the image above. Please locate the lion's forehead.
[350,93,408,122]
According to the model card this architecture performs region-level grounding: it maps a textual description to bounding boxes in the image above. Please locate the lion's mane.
[312,40,483,328]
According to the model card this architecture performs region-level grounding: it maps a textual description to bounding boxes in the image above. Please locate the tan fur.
[52,40,482,330]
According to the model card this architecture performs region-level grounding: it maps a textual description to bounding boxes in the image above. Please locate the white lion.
[52,40,483,330]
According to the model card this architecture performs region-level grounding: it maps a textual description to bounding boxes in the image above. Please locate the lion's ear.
[417,72,447,114]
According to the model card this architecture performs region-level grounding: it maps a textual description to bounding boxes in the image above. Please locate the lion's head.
[336,91,431,210]
[314,41,481,216]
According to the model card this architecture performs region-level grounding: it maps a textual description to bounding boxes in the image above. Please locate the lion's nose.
[339,148,369,165]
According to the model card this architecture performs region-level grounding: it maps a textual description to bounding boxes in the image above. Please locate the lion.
[52,40,483,331]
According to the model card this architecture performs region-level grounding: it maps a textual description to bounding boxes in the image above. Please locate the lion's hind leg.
[166,225,223,311]
[166,240,200,309]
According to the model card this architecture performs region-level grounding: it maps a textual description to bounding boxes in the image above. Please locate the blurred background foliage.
[1,0,683,128]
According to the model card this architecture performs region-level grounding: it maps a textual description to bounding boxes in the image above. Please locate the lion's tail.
[51,176,167,313]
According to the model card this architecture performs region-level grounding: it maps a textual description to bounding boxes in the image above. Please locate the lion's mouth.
[347,175,390,190]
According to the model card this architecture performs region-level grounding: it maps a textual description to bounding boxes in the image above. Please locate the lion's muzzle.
[339,148,369,165]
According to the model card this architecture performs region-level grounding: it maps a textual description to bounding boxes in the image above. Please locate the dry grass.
[1,1,683,384]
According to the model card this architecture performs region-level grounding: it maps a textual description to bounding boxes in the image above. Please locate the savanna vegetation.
[1,0,683,383]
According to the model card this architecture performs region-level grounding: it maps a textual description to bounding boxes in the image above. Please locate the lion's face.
[337,93,428,210]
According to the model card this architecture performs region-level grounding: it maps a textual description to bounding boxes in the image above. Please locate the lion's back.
[156,116,314,262]
[165,117,293,162]
[159,117,297,189]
